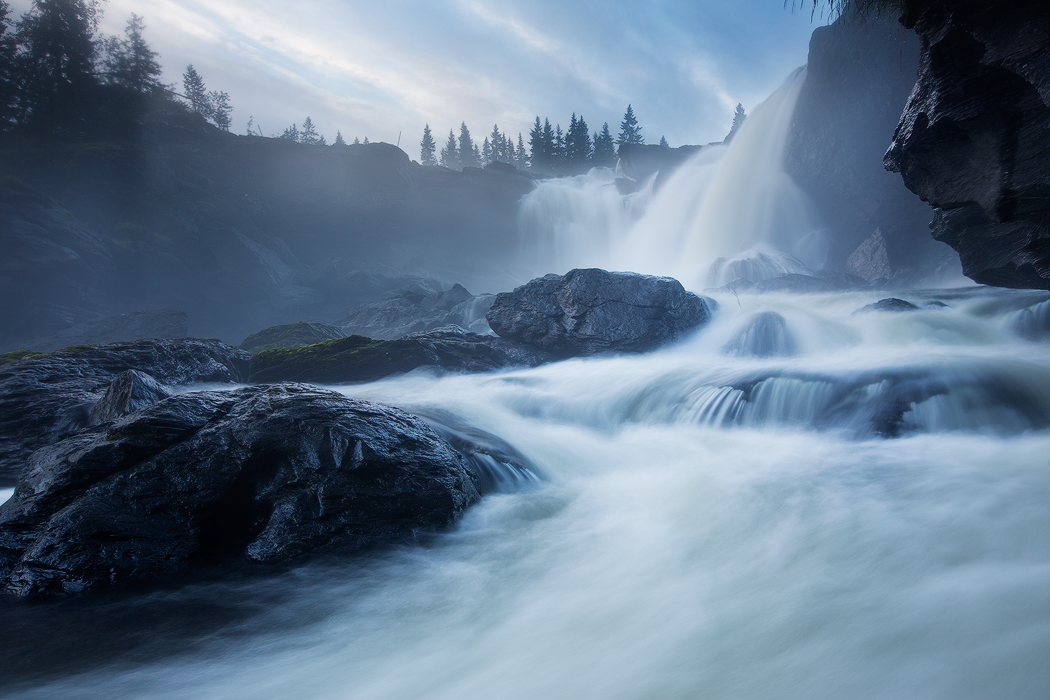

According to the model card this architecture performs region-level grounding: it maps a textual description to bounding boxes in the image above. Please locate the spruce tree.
[419,123,436,165]
[659,135,669,148]
[591,122,616,167]
[528,117,543,171]
[553,124,565,172]
[209,90,232,130]
[334,130,346,146]
[280,123,299,141]
[565,113,591,171]
[353,136,360,144]
[617,104,643,145]
[482,136,491,164]
[458,122,477,168]
[517,133,527,169]
[488,123,503,162]
[725,103,746,143]
[300,116,320,144]
[0,2,17,126]
[440,128,457,168]
[182,64,209,117]
[103,13,161,94]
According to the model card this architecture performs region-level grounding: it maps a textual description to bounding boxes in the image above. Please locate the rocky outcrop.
[2,311,189,354]
[486,269,715,357]
[87,370,173,426]
[239,321,346,354]
[845,229,892,283]
[884,0,1050,289]
[338,282,494,339]
[616,143,703,192]
[0,384,479,598]
[785,10,959,280]
[0,339,249,483]
[248,326,553,385]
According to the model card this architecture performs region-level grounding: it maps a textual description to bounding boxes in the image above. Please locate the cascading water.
[4,71,1049,700]
[519,68,826,288]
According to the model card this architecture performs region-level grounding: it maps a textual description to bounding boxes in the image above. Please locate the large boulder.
[884,0,1050,289]
[248,326,553,384]
[0,384,479,598]
[0,339,249,483]
[486,269,714,357]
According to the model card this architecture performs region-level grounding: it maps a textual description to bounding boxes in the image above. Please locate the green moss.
[239,322,346,354]
[249,335,433,384]
[0,349,45,365]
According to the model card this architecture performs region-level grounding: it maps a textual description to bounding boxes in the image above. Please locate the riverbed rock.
[486,269,715,357]
[884,0,1050,290]
[0,339,250,483]
[87,370,173,426]
[248,326,554,384]
[239,321,347,354]
[0,383,480,598]
[856,297,920,314]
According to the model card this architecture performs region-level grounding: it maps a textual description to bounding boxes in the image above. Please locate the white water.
[5,72,1050,699]
[520,68,827,288]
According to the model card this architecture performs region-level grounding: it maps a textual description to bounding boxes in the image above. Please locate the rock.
[486,269,715,357]
[616,143,703,191]
[845,229,892,283]
[884,1,1050,290]
[248,326,554,384]
[0,384,480,597]
[2,311,189,354]
[856,298,920,314]
[239,321,346,354]
[0,339,250,484]
[88,370,173,426]
[338,282,491,340]
[1013,299,1050,339]
[785,11,955,276]
[722,312,798,358]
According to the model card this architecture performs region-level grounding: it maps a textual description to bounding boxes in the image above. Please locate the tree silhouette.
[516,133,527,169]
[617,104,643,145]
[659,135,669,147]
[300,116,320,144]
[420,123,436,165]
[440,128,456,168]
[209,90,231,130]
[592,122,616,167]
[0,2,17,126]
[458,122,477,168]
[102,14,161,94]
[333,130,346,146]
[182,64,209,117]
[725,103,747,143]
[280,123,299,141]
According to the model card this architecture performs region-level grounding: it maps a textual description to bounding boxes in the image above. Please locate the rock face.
[0,384,479,597]
[2,311,189,354]
[88,370,173,426]
[248,326,553,385]
[239,321,346,354]
[0,339,249,483]
[486,269,715,357]
[884,0,1050,289]
[785,11,959,280]
[845,229,893,283]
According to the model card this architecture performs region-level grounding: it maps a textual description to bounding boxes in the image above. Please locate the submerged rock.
[0,383,479,598]
[856,298,920,314]
[248,325,553,384]
[0,339,249,483]
[723,312,798,358]
[486,268,715,357]
[239,321,346,354]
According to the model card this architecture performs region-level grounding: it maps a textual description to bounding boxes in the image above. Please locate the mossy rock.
[0,350,45,366]
[240,321,347,354]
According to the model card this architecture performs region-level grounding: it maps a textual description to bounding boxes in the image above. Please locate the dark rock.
[339,282,492,339]
[248,326,554,385]
[925,300,949,309]
[785,12,957,277]
[856,297,921,313]
[845,229,892,283]
[239,321,346,354]
[3,311,189,354]
[616,143,703,191]
[0,383,479,597]
[723,312,798,358]
[486,269,715,357]
[884,1,1050,290]
[88,370,173,426]
[0,339,250,484]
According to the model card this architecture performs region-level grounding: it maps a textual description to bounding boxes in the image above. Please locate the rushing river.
[4,68,1050,698]
[3,285,1050,699]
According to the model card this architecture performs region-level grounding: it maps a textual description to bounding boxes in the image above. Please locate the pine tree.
[300,116,320,145]
[553,124,565,172]
[182,64,209,117]
[516,133,527,169]
[565,113,592,172]
[103,14,161,94]
[617,104,643,145]
[318,134,327,146]
[246,115,255,136]
[591,122,616,167]
[362,136,369,144]
[725,103,747,143]
[419,123,436,165]
[659,135,669,148]
[209,90,231,130]
[280,123,299,141]
[458,122,477,168]
[528,117,543,171]
[353,136,360,144]
[0,2,17,126]
[334,130,346,146]
[440,128,457,168]
[482,137,491,164]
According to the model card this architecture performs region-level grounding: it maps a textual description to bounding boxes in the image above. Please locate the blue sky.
[14,1,833,152]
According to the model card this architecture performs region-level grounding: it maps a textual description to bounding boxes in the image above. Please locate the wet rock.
[884,1,1050,290]
[856,298,920,314]
[1013,299,1050,340]
[723,312,798,358]
[486,269,715,357]
[0,339,250,483]
[248,325,554,384]
[845,229,892,284]
[0,384,479,598]
[239,321,346,354]
[88,370,173,426]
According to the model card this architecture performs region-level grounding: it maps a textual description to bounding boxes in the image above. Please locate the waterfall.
[519,68,824,289]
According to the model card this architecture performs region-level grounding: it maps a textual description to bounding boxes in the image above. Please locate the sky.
[12,0,835,153]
